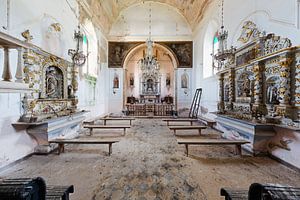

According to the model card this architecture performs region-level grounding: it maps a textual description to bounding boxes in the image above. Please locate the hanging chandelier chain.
[221,0,224,29]
[149,3,152,40]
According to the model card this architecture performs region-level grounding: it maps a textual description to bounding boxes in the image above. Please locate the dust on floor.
[1,119,300,200]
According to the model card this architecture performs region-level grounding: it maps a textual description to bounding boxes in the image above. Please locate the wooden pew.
[162,118,198,126]
[83,115,107,125]
[0,177,74,200]
[49,138,121,156]
[198,116,216,128]
[46,185,74,200]
[100,117,135,125]
[221,183,300,200]
[83,125,131,135]
[220,188,248,200]
[168,125,207,135]
[177,138,250,156]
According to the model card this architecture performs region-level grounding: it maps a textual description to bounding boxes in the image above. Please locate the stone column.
[2,47,12,81]
[218,74,225,113]
[252,62,267,116]
[15,47,24,83]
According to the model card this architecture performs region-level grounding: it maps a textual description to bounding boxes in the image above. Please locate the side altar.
[215,21,300,155]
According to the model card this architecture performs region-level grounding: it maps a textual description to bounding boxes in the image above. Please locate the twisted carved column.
[252,62,266,116]
[218,74,225,112]
[229,69,235,106]
[277,55,293,117]
[295,54,300,120]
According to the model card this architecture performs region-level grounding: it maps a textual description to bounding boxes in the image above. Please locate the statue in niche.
[46,66,63,98]
[129,74,134,87]
[147,79,154,92]
[113,75,119,88]
[181,73,188,88]
[242,78,251,97]
[166,74,171,87]
[267,86,279,104]
[224,84,229,102]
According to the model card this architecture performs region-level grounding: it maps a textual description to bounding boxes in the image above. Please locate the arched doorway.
[122,43,179,116]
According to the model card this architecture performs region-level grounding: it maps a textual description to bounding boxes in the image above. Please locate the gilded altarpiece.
[216,21,300,154]
[22,48,79,122]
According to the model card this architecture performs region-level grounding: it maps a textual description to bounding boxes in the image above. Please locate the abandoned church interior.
[1,0,300,199]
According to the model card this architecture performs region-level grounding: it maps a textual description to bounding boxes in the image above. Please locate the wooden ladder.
[189,88,202,119]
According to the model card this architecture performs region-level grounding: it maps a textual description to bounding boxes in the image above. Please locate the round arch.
[122,43,179,110]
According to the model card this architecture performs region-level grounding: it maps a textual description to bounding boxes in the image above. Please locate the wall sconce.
[68,26,86,66]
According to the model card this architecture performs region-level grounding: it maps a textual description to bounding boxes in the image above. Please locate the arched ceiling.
[81,0,212,34]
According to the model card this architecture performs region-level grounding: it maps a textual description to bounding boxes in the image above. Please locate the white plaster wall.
[108,68,124,114]
[176,68,193,110]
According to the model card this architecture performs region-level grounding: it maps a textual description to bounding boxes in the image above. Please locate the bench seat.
[177,138,250,156]
[83,125,131,135]
[163,118,198,126]
[169,125,207,135]
[46,185,74,200]
[220,188,248,200]
[49,138,121,156]
[198,116,216,127]
[100,117,135,125]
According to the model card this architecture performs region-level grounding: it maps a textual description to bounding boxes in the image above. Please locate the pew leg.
[108,143,112,156]
[190,121,193,125]
[198,129,201,135]
[235,145,242,156]
[185,144,189,157]
[173,130,176,135]
[58,144,64,155]
[89,128,93,136]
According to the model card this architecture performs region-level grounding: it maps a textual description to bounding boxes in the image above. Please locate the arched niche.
[122,43,179,109]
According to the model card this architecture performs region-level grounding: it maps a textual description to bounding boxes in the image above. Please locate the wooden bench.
[220,188,248,200]
[46,185,74,200]
[198,116,216,128]
[49,138,121,156]
[169,125,207,135]
[83,125,131,135]
[221,183,300,200]
[0,177,74,200]
[163,118,198,126]
[100,117,135,125]
[83,115,107,125]
[177,138,250,156]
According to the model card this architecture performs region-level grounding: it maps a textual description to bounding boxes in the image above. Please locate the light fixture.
[212,0,235,70]
[139,3,160,73]
[68,25,87,67]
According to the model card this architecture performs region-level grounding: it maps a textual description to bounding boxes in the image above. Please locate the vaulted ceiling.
[80,0,212,34]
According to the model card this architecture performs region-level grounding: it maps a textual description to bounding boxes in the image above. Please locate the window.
[212,32,219,74]
[203,23,218,78]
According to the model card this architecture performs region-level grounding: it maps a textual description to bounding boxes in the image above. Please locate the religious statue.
[242,78,251,97]
[166,74,171,87]
[129,75,134,87]
[46,68,59,98]
[181,74,188,88]
[113,75,119,88]
[267,85,279,104]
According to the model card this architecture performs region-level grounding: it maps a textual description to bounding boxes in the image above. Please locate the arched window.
[203,22,218,78]
[212,32,219,73]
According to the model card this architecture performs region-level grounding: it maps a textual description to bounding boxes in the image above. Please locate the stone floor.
[1,119,300,200]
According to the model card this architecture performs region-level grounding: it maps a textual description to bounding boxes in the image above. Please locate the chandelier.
[213,0,235,69]
[139,3,160,75]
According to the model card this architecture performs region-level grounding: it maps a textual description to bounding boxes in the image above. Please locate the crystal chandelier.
[213,0,235,69]
[139,3,160,74]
